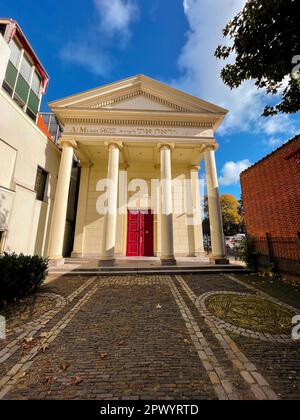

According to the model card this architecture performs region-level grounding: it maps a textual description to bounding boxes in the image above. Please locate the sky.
[1,0,299,198]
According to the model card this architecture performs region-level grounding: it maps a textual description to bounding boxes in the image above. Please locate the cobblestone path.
[0,274,299,400]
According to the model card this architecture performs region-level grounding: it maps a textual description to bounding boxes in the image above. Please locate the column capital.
[59,138,78,149]
[119,162,130,170]
[80,161,93,169]
[204,144,218,152]
[104,141,123,151]
[157,143,175,152]
[190,165,201,172]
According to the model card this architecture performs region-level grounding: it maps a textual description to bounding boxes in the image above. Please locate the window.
[31,70,41,96]
[13,92,25,110]
[3,37,43,123]
[2,80,13,96]
[19,54,32,83]
[9,39,22,67]
[26,107,37,122]
[34,167,48,201]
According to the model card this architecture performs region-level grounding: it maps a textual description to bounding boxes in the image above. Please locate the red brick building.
[240,135,300,276]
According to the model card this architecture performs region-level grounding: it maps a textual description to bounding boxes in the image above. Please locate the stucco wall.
[0,89,61,256]
[0,35,10,86]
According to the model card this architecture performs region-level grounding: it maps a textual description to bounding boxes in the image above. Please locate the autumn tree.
[220,194,243,235]
[203,194,243,236]
[215,0,300,116]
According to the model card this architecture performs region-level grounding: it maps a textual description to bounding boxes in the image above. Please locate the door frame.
[126,209,154,257]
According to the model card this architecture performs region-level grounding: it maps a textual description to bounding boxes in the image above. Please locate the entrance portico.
[47,75,228,266]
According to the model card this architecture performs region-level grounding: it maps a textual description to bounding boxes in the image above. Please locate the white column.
[204,146,228,263]
[48,139,76,264]
[100,142,121,264]
[190,166,204,255]
[72,162,91,258]
[159,144,176,265]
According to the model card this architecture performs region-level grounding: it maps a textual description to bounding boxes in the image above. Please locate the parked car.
[233,234,246,247]
[225,236,235,249]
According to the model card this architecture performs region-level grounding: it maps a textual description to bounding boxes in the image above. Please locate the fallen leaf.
[40,332,50,338]
[100,352,108,360]
[24,337,34,343]
[156,304,162,309]
[41,344,49,353]
[183,339,191,345]
[60,362,70,371]
[72,376,83,386]
[43,376,54,385]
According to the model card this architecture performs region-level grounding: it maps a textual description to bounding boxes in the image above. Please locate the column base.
[209,256,230,265]
[71,252,85,258]
[49,258,65,268]
[161,258,177,266]
[99,259,115,267]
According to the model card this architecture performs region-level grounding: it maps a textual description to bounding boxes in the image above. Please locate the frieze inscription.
[65,125,213,138]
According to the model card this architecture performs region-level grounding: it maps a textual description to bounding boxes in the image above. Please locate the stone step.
[48,266,250,276]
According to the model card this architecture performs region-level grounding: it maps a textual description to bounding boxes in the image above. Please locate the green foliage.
[0,253,48,306]
[204,194,245,236]
[238,238,258,270]
[268,262,282,281]
[215,0,300,116]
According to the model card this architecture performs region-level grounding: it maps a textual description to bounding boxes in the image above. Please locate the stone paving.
[0,273,299,400]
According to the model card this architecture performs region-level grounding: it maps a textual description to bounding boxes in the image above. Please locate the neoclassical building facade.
[47,75,228,266]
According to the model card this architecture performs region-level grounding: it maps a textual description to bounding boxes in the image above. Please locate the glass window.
[13,92,25,110]
[26,107,37,122]
[9,39,21,67]
[31,71,41,95]
[19,54,32,83]
[34,167,48,201]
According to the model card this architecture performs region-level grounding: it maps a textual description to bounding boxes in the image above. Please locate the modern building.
[0,18,63,256]
[47,75,229,266]
[241,135,300,277]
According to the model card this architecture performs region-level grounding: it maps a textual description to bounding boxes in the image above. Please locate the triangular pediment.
[87,90,193,112]
[49,75,228,116]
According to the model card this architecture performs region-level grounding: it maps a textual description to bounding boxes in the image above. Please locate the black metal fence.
[203,233,300,275]
[251,234,300,276]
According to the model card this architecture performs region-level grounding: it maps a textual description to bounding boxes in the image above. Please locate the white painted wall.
[0,89,61,256]
[0,35,10,86]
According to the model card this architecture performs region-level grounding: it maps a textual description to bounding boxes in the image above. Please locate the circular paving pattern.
[196,291,296,342]
[206,293,294,335]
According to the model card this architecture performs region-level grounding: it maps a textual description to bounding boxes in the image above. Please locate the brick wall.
[240,135,300,274]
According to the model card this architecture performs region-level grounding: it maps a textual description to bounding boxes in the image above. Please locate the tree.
[215,0,300,116]
[203,194,244,236]
[220,194,243,235]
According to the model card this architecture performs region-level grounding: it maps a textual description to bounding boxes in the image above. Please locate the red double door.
[126,210,154,257]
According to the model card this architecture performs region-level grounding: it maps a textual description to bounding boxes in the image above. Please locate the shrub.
[238,238,259,270]
[0,253,48,306]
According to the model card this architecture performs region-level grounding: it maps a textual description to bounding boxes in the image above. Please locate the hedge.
[0,253,48,306]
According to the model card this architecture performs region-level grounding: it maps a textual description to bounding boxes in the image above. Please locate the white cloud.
[172,0,297,140]
[219,159,252,186]
[60,43,110,77]
[60,0,138,75]
[264,137,283,148]
[94,0,138,39]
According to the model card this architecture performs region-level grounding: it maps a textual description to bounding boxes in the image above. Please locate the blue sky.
[2,0,299,198]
